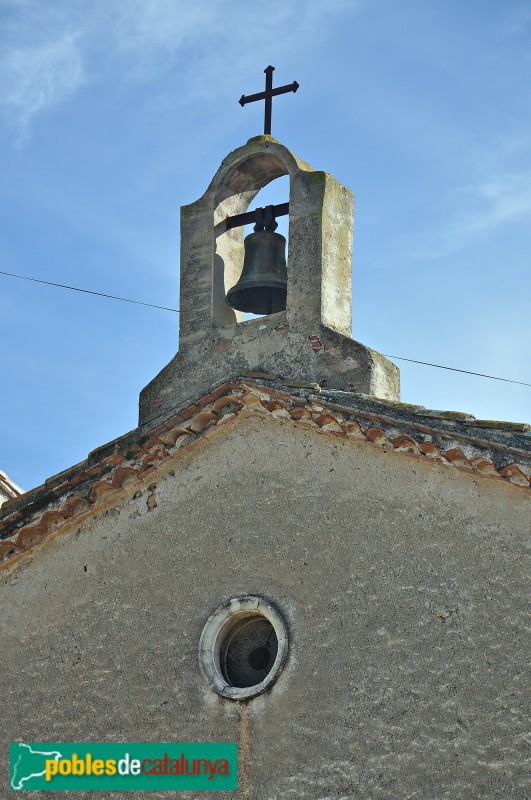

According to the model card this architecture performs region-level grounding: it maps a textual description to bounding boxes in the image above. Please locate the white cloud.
[463,172,531,232]
[0,0,361,135]
[399,169,531,263]
[110,0,362,89]
[112,0,358,53]
[0,34,84,140]
[113,0,223,54]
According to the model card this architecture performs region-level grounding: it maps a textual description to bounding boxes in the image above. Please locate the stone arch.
[178,136,354,349]
[213,149,290,327]
[139,136,400,425]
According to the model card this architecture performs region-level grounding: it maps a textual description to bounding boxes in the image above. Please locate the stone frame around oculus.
[139,136,399,425]
[198,595,289,701]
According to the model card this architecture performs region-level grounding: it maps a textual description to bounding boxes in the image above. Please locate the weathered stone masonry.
[1,380,529,569]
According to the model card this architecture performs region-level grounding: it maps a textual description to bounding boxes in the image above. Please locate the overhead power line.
[382,355,531,388]
[1,269,529,388]
[0,269,179,313]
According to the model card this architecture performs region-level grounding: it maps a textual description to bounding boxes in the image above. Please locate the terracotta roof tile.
[159,427,192,447]
[189,412,218,433]
[240,391,268,409]
[499,464,530,487]
[443,448,471,468]
[515,462,531,481]
[61,496,92,517]
[366,427,391,446]
[1,379,529,570]
[112,467,140,489]
[392,436,420,454]
[341,420,364,439]
[469,456,498,477]
[88,481,119,502]
[289,407,313,422]
[266,400,291,419]
[0,540,22,562]
[212,395,243,415]
[418,442,443,460]
[17,525,46,549]
[313,413,343,432]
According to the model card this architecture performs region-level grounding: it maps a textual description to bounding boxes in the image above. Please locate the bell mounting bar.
[225,202,289,232]
[239,66,299,136]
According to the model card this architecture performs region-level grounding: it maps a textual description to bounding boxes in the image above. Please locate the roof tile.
[1,379,529,571]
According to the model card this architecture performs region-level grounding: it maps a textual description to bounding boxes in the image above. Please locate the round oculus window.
[199,596,288,700]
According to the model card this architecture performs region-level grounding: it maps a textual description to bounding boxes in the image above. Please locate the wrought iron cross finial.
[239,66,299,135]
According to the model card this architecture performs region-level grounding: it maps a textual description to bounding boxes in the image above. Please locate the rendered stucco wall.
[1,415,529,799]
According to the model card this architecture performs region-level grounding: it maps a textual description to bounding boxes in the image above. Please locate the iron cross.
[239,66,299,135]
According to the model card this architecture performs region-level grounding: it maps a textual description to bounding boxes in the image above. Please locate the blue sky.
[1,0,530,491]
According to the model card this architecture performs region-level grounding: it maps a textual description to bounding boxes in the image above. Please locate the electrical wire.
[0,270,179,313]
[382,355,531,388]
[1,269,529,388]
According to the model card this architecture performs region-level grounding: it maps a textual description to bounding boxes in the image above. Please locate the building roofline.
[1,380,529,569]
[0,469,24,503]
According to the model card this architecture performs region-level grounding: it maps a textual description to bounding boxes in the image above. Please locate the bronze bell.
[226,229,287,315]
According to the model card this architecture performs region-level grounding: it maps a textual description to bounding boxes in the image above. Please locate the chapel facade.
[1,135,529,800]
